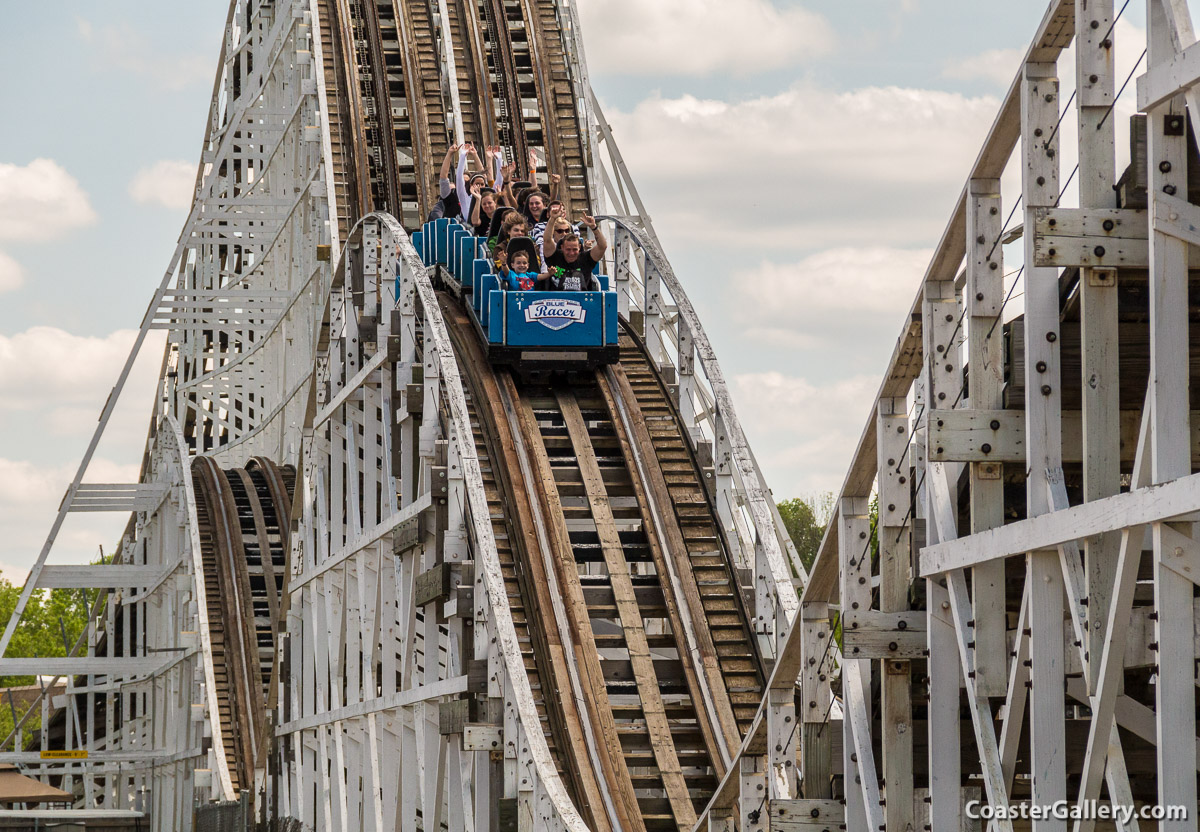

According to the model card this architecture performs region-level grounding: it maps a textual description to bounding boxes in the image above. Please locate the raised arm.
[455,145,471,220]
[439,143,459,198]
[527,148,539,189]
[491,148,505,192]
[548,173,561,202]
[542,204,565,260]
[581,215,607,261]
[500,165,518,208]
[468,143,485,174]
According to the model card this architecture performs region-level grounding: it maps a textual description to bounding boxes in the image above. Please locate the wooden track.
[191,457,294,796]
[438,291,762,831]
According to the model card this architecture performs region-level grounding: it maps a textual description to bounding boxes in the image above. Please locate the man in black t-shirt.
[539,212,607,291]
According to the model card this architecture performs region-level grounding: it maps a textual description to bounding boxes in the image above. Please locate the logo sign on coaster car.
[524,298,586,331]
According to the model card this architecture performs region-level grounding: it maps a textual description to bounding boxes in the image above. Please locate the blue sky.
[0,0,1150,576]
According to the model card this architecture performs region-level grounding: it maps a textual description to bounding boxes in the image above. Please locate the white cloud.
[604,84,998,251]
[734,247,930,348]
[942,47,1023,86]
[577,0,834,76]
[732,372,880,497]
[0,327,141,411]
[0,457,141,582]
[0,326,164,577]
[128,160,195,210]
[0,159,96,242]
[76,17,211,91]
[0,250,24,293]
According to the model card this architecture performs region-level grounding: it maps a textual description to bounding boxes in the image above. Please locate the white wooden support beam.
[1138,32,1200,111]
[1151,188,1200,247]
[1148,4,1200,823]
[838,497,872,830]
[965,177,1007,699]
[1074,0,1124,703]
[738,756,767,832]
[843,661,885,832]
[765,688,797,800]
[926,579,961,832]
[799,603,833,799]
[1023,61,1067,828]
[876,396,914,831]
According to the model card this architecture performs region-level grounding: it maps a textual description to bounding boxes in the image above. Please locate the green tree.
[777,492,834,572]
[0,580,90,688]
[0,578,91,746]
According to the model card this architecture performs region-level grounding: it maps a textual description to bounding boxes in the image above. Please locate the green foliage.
[0,578,90,747]
[0,580,90,688]
[777,492,834,572]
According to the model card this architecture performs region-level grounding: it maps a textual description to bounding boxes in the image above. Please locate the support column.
[839,496,872,829]
[1147,2,1197,825]
[922,284,962,831]
[799,602,833,799]
[876,397,913,830]
[965,178,1007,698]
[1021,61,1066,830]
[1076,0,1121,696]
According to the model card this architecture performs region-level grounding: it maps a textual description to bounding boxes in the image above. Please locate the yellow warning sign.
[40,750,88,760]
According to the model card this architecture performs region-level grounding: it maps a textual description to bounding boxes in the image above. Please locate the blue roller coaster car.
[413,218,620,372]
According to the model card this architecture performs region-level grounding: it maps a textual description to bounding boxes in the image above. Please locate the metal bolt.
[1094,245,1106,257]
[1049,248,1057,256]
[888,503,895,512]
[990,206,998,215]
[1102,219,1114,231]
[1034,127,1043,137]
[1089,74,1099,83]
[981,443,992,454]
[990,419,1001,430]
[945,313,954,322]
[1165,184,1178,196]
[1046,331,1057,342]
[1090,19,1100,28]
[1041,384,1053,395]
[1160,161,1173,173]
[976,235,986,244]
[1048,217,1057,226]
[1044,93,1054,102]
[1036,360,1047,372]
[1036,175,1046,186]
[976,292,985,300]
[989,261,998,270]
[898,620,907,630]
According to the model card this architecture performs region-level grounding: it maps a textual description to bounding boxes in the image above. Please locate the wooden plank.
[444,309,615,832]
[557,390,697,831]
[510,379,644,832]
[601,366,741,770]
[1023,60,1067,830]
[1033,207,1145,237]
[921,469,1200,575]
[1147,4,1199,821]
[769,799,844,831]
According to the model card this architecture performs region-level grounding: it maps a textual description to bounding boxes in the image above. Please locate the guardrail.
[597,215,804,654]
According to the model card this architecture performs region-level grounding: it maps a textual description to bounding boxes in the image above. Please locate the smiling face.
[469,175,486,195]
[527,194,545,215]
[510,252,529,272]
[510,222,528,237]
[560,238,581,260]
[481,193,497,215]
